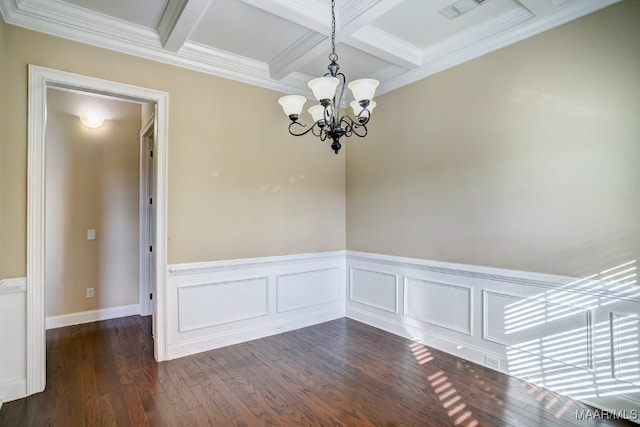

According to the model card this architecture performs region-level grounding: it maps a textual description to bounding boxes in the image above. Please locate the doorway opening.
[27,65,169,396]
[44,88,154,328]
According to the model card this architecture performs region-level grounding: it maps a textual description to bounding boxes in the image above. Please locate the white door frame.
[27,65,170,395]
[139,114,155,317]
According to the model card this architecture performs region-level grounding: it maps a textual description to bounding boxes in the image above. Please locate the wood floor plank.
[1,316,636,426]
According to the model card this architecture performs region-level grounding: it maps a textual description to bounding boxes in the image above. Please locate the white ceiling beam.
[268,31,328,81]
[345,26,421,69]
[238,0,330,35]
[157,0,213,52]
[337,0,421,69]
[240,0,332,81]
[337,0,409,34]
[261,0,412,80]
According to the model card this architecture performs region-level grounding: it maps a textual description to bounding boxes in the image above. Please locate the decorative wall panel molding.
[404,277,472,335]
[178,277,269,332]
[276,267,341,313]
[482,290,592,371]
[349,267,398,313]
[611,313,640,387]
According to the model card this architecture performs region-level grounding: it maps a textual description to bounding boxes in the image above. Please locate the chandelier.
[277,0,379,154]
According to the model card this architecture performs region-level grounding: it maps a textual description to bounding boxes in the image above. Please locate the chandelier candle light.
[278,0,379,154]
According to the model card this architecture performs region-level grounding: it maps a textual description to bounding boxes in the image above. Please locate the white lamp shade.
[278,95,307,116]
[307,77,340,101]
[350,100,377,116]
[348,78,379,102]
[308,105,326,123]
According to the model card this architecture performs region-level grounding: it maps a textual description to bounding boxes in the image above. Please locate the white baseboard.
[0,379,27,404]
[168,306,344,359]
[46,304,141,329]
[347,305,507,372]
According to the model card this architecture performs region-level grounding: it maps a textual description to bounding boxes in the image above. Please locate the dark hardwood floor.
[0,316,634,426]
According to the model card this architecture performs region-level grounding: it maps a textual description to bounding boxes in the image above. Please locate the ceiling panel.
[190,0,311,63]
[372,0,524,49]
[63,0,169,29]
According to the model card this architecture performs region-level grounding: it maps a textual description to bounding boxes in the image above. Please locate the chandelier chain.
[329,0,338,62]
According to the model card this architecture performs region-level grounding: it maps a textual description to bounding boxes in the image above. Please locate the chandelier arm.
[340,116,368,138]
[351,123,368,138]
[357,109,372,125]
[287,121,319,137]
[340,117,354,137]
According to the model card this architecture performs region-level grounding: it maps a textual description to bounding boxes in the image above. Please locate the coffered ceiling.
[0,0,619,98]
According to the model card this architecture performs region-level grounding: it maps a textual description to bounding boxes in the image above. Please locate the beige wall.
[45,90,141,316]
[346,1,640,277]
[0,24,346,278]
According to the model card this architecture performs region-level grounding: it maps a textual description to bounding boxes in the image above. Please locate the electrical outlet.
[86,288,94,298]
[484,355,500,369]
[87,229,96,240]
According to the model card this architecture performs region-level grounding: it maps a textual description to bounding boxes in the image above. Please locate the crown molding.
[0,0,622,98]
[0,0,314,94]
[179,41,311,95]
[5,0,160,46]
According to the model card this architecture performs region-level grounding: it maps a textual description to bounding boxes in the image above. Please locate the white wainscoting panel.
[178,278,269,332]
[0,278,27,403]
[276,268,341,313]
[167,251,345,359]
[483,290,592,371]
[404,277,472,335]
[611,313,640,387]
[349,267,398,313]
[345,251,640,420]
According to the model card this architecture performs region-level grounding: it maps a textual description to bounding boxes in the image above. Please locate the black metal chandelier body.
[278,0,379,154]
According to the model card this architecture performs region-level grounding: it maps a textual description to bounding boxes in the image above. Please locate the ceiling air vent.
[439,0,486,20]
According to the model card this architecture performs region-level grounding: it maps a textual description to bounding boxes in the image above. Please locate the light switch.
[87,229,96,240]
